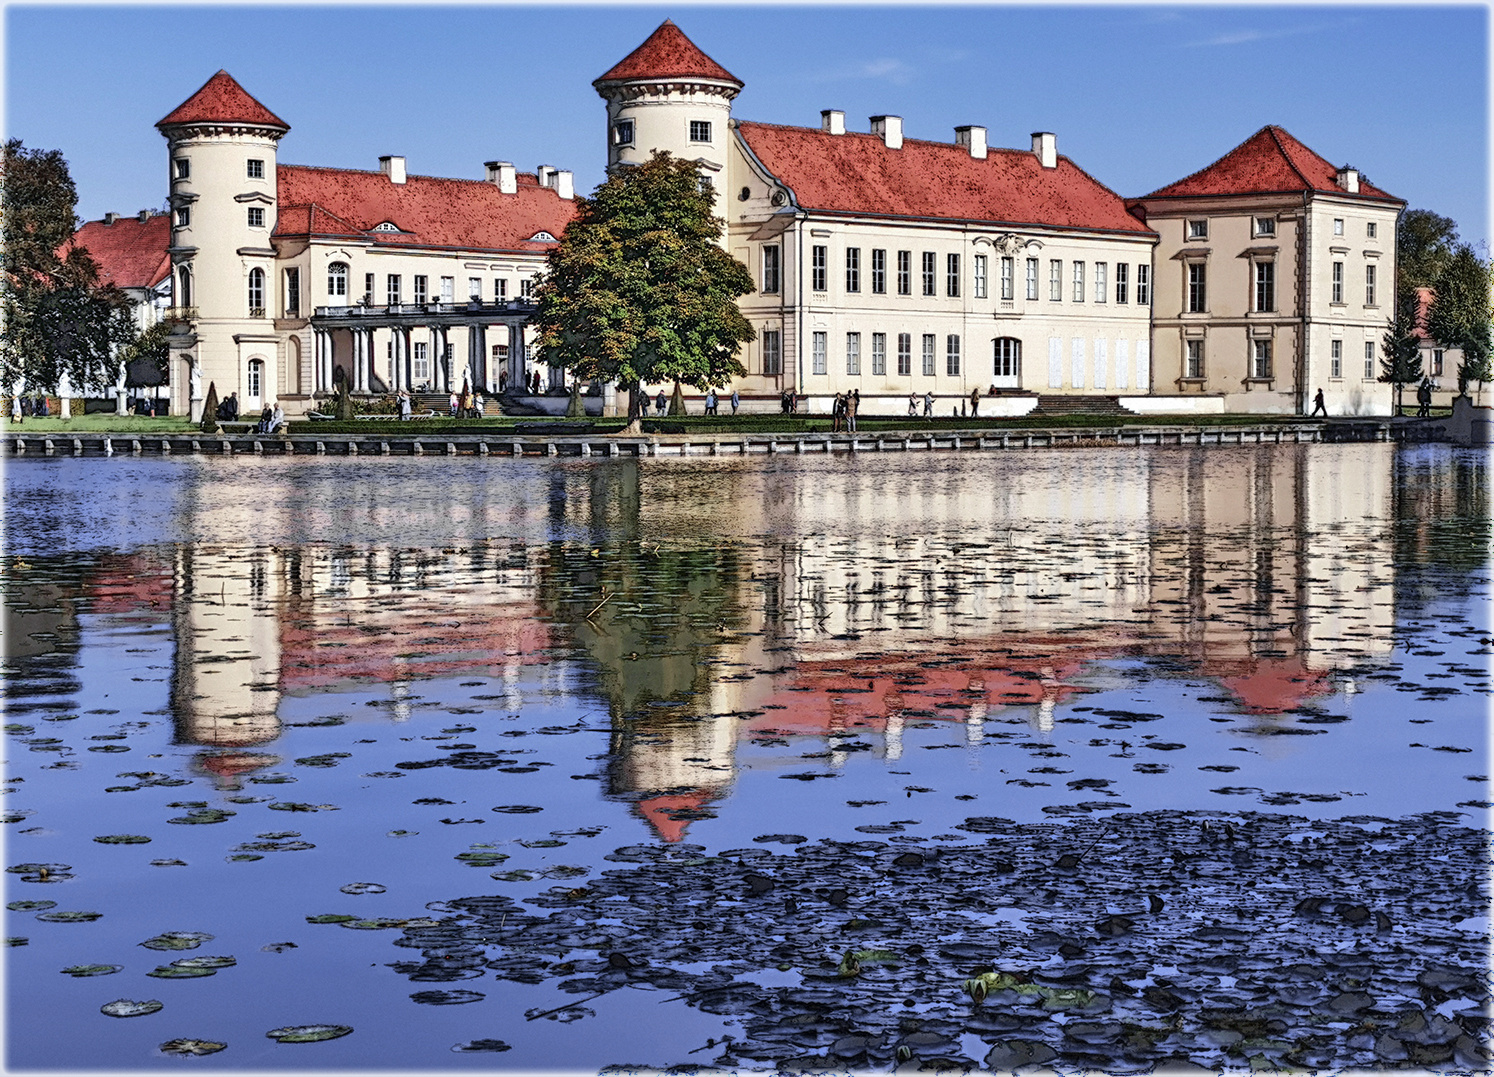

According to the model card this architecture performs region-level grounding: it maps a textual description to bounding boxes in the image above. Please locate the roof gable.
[595,19,741,86]
[1143,125,1400,202]
[158,70,289,131]
[67,213,172,290]
[736,122,1153,235]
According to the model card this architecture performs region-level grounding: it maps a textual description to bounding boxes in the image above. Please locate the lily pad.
[140,931,213,951]
[168,809,234,825]
[451,1039,511,1053]
[159,1039,226,1056]
[410,989,484,1005]
[339,918,407,930]
[37,910,102,922]
[148,964,216,978]
[94,834,151,844]
[266,1024,352,1043]
[339,882,386,895]
[62,963,122,976]
[455,851,509,867]
[490,870,535,882]
[8,900,56,911]
[102,999,163,1018]
[306,914,357,924]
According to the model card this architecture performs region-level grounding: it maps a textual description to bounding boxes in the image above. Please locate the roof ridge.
[737,119,1047,159]
[1266,125,1316,190]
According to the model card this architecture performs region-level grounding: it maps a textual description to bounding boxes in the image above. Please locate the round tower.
[593,20,743,179]
[156,71,289,421]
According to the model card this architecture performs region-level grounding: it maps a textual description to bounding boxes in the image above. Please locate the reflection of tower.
[608,712,736,842]
[170,546,282,747]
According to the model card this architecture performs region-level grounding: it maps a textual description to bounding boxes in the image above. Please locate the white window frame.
[974,254,988,300]
[871,332,886,376]
[1187,219,1208,240]
[1365,264,1376,306]
[327,262,348,299]
[613,120,635,145]
[1094,262,1107,304]
[871,249,886,295]
[1185,339,1204,379]
[247,206,265,228]
[1255,260,1275,312]
[812,331,827,375]
[247,158,265,179]
[1026,257,1039,301]
[1187,263,1206,313]
[762,329,782,376]
[1254,216,1276,238]
[1331,339,1343,379]
[945,334,960,376]
[921,334,936,377]
[1333,218,1345,236]
[845,247,860,293]
[440,276,453,302]
[1370,342,1382,379]
[1072,261,1085,303]
[689,120,712,143]
[1049,260,1062,302]
[896,251,911,295]
[897,333,912,376]
[812,246,827,292]
[1115,262,1129,304]
[413,275,428,305]
[1252,339,1272,379]
[762,245,781,294]
[1136,264,1151,306]
[1332,261,1344,304]
[846,332,861,375]
[468,277,482,300]
[993,337,1020,379]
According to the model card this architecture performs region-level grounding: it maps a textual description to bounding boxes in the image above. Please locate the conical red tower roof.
[157,70,289,132]
[1144,125,1398,202]
[594,19,741,87]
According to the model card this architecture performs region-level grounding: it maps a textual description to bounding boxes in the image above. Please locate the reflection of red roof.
[634,790,717,844]
[68,215,171,290]
[274,165,574,253]
[1143,125,1400,202]
[1216,657,1332,715]
[193,751,278,789]
[86,555,174,614]
[595,20,741,87]
[157,70,289,131]
[738,122,1153,234]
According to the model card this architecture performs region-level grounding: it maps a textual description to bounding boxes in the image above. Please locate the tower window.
[247,159,265,179]
[175,207,191,228]
[247,207,265,228]
[613,120,634,145]
[247,267,265,316]
[174,158,190,180]
[689,120,712,143]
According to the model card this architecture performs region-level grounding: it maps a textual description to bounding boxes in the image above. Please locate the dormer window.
[372,222,401,233]
[528,231,557,243]
[613,120,634,146]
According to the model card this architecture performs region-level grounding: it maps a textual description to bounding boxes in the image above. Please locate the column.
[509,324,523,391]
[471,324,486,393]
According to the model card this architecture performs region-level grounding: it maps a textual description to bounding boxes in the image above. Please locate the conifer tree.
[1427,243,1493,397]
[1380,283,1424,415]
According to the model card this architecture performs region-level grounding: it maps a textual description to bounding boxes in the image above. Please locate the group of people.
[495,369,545,396]
[907,391,935,417]
[447,386,484,419]
[779,390,800,414]
[831,389,860,432]
[214,391,240,422]
[254,401,285,434]
[653,388,740,416]
[8,394,52,421]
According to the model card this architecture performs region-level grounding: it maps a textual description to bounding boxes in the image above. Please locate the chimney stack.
[820,109,846,135]
[955,126,987,160]
[379,155,407,184]
[486,161,517,195]
[1031,132,1057,169]
[870,116,903,150]
[104,212,118,226]
[1336,166,1360,194]
[536,165,557,190]
[138,209,150,223]
[553,170,574,200]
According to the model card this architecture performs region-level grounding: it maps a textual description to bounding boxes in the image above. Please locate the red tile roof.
[68,213,171,290]
[273,165,576,253]
[157,70,289,132]
[737,122,1153,235]
[1143,125,1401,203]
[595,19,741,87]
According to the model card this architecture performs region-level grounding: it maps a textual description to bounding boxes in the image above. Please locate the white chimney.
[1337,166,1360,194]
[554,170,574,200]
[821,109,846,135]
[138,209,150,223]
[955,125,987,160]
[870,115,903,150]
[537,165,557,190]
[379,155,406,184]
[486,161,517,195]
[104,212,118,226]
[1031,132,1057,169]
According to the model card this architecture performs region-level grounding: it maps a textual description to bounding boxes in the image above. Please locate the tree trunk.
[616,380,644,437]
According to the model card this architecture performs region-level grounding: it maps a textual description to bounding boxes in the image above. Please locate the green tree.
[533,151,755,433]
[1427,243,1493,397]
[1397,208,1459,290]
[1,139,135,397]
[119,320,171,389]
[1381,282,1424,415]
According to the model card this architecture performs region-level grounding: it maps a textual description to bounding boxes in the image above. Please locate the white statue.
[189,355,202,400]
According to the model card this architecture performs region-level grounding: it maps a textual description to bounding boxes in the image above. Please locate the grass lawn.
[3,415,199,433]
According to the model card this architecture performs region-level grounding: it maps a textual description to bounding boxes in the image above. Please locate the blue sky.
[6,5,1489,248]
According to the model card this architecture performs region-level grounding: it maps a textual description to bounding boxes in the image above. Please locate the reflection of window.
[993,337,1021,378]
[247,267,265,316]
[327,262,348,298]
[1185,339,1204,378]
[762,329,781,376]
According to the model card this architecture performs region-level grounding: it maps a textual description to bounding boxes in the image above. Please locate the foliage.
[120,321,172,388]
[1,140,137,393]
[1426,243,1493,393]
[1396,209,1459,290]
[1380,283,1424,413]
[533,152,755,428]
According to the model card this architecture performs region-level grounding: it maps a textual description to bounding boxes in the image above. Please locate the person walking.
[705,388,718,416]
[448,390,459,417]
[923,391,933,418]
[656,389,667,416]
[970,387,981,418]
[1310,388,1327,417]
[730,389,740,415]
[908,392,918,417]
[10,393,21,425]
[1417,378,1432,418]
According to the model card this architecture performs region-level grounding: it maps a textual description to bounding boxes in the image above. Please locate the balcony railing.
[164,306,198,323]
[311,298,538,318]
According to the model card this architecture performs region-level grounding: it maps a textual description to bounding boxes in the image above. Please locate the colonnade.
[308,322,529,396]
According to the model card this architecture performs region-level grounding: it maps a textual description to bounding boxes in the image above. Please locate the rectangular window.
[762,245,781,294]
[812,246,827,292]
[387,274,401,305]
[1187,263,1206,312]
[946,253,960,297]
[413,275,428,305]
[1115,262,1129,304]
[1049,260,1062,301]
[1188,219,1208,239]
[1333,218,1345,236]
[1136,264,1150,306]
[762,329,782,376]
[845,247,860,293]
[1255,216,1275,237]
[846,332,861,375]
[1252,339,1272,379]
[812,331,827,375]
[285,268,300,316]
[440,276,453,302]
[871,249,886,294]
[247,159,265,179]
[364,273,375,302]
[945,334,961,376]
[689,120,712,143]
[468,277,482,300]
[922,252,936,297]
[613,120,634,145]
[1331,340,1343,379]
[974,254,989,299]
[1365,264,1376,306]
[1332,261,1344,303]
[1433,348,1444,377]
[896,251,911,295]
[1375,342,1386,379]
[174,158,190,180]
[871,332,886,375]
[494,278,507,301]
[247,206,265,228]
[1185,339,1204,379]
[1367,222,1378,239]
[520,277,535,299]
[413,342,429,383]
[897,333,912,376]
[1094,262,1107,303]
[921,334,936,376]
[1255,261,1275,312]
[175,206,190,228]
[1026,257,1039,301]
[1000,256,1014,301]
[1072,261,1085,302]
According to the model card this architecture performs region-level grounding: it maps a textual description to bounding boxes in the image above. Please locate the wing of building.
[68,210,172,331]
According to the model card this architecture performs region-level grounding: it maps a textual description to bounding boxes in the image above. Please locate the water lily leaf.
[173,955,236,969]
[102,999,163,1018]
[410,989,484,1005]
[94,834,151,844]
[6,937,26,947]
[8,900,56,911]
[62,963,122,976]
[306,914,357,924]
[490,870,534,882]
[168,809,234,825]
[519,839,565,848]
[159,1039,226,1056]
[266,1024,352,1043]
[148,964,215,978]
[451,1039,511,1053]
[455,851,509,867]
[140,931,213,951]
[37,910,102,922]
[339,918,407,930]
[492,805,543,814]
[339,882,386,895]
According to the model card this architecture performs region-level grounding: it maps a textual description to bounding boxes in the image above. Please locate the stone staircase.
[1029,394,1139,418]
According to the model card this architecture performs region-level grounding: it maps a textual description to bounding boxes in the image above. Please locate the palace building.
[78,20,1407,418]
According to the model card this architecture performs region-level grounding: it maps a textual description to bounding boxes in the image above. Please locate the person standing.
[730,389,740,415]
[705,388,718,416]
[656,389,667,416]
[848,389,859,432]
[970,387,981,418]
[10,394,21,425]
[448,389,459,417]
[908,392,917,417]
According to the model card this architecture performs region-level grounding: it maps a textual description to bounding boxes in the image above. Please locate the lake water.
[4,444,1489,1072]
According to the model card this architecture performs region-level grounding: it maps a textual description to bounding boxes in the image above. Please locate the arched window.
[177,264,193,308]
[993,337,1022,380]
[327,262,349,299]
[248,268,265,316]
[246,359,263,399]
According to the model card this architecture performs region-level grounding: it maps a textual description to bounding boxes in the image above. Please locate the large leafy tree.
[533,151,755,432]
[1427,243,1493,397]
[1396,209,1458,291]
[1,139,135,396]
[1380,282,1424,415]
